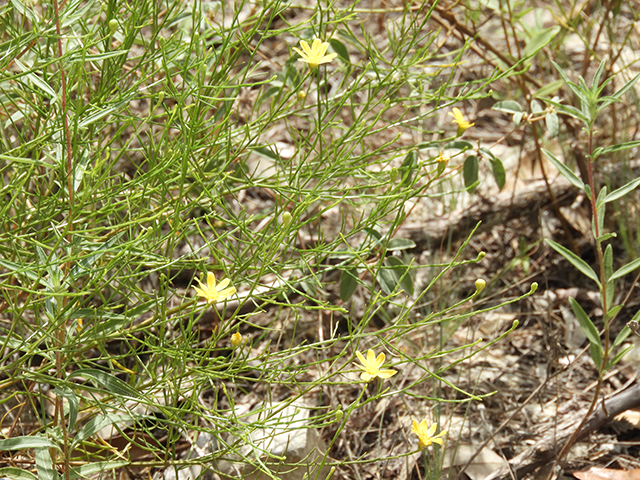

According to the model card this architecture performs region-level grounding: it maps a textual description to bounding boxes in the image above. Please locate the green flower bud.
[530,282,538,293]
[108,19,118,35]
[390,167,398,182]
[335,409,343,422]
[474,278,486,294]
[282,211,292,227]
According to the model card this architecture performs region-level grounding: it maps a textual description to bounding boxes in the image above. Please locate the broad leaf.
[464,155,479,193]
[339,268,359,302]
[329,38,350,63]
[490,157,506,190]
[492,101,522,114]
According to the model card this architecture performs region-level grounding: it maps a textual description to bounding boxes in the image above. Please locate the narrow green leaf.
[73,149,92,192]
[0,258,39,281]
[71,414,132,449]
[569,297,600,346]
[0,436,59,451]
[611,72,640,100]
[613,324,631,349]
[533,79,564,98]
[595,185,608,212]
[35,447,59,480]
[555,103,590,124]
[250,145,281,162]
[69,369,139,398]
[610,256,640,281]
[550,60,590,105]
[606,344,633,371]
[604,305,623,324]
[605,176,640,203]
[464,155,479,193]
[523,27,559,58]
[604,244,614,310]
[546,238,601,287]
[590,342,603,369]
[339,268,358,302]
[596,233,616,243]
[69,461,129,480]
[0,468,38,480]
[599,140,640,156]
[53,387,79,431]
[542,149,585,191]
[80,50,128,62]
[591,58,607,90]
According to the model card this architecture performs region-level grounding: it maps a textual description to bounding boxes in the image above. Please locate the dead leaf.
[573,467,640,480]
[614,408,640,429]
[443,444,504,480]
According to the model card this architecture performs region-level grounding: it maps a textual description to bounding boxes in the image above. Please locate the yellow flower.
[193,272,236,304]
[297,90,307,101]
[435,151,449,163]
[449,107,474,135]
[292,39,338,69]
[231,332,243,347]
[412,419,447,449]
[355,349,397,382]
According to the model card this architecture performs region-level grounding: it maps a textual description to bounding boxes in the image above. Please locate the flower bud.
[474,278,486,294]
[108,19,118,35]
[282,211,292,227]
[231,332,243,347]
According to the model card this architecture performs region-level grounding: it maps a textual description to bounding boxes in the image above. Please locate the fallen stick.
[485,381,640,480]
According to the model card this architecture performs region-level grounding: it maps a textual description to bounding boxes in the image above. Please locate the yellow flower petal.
[293,38,338,69]
[354,349,397,383]
[206,272,217,289]
[412,418,446,450]
[375,352,385,368]
[193,272,235,305]
[231,332,243,347]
